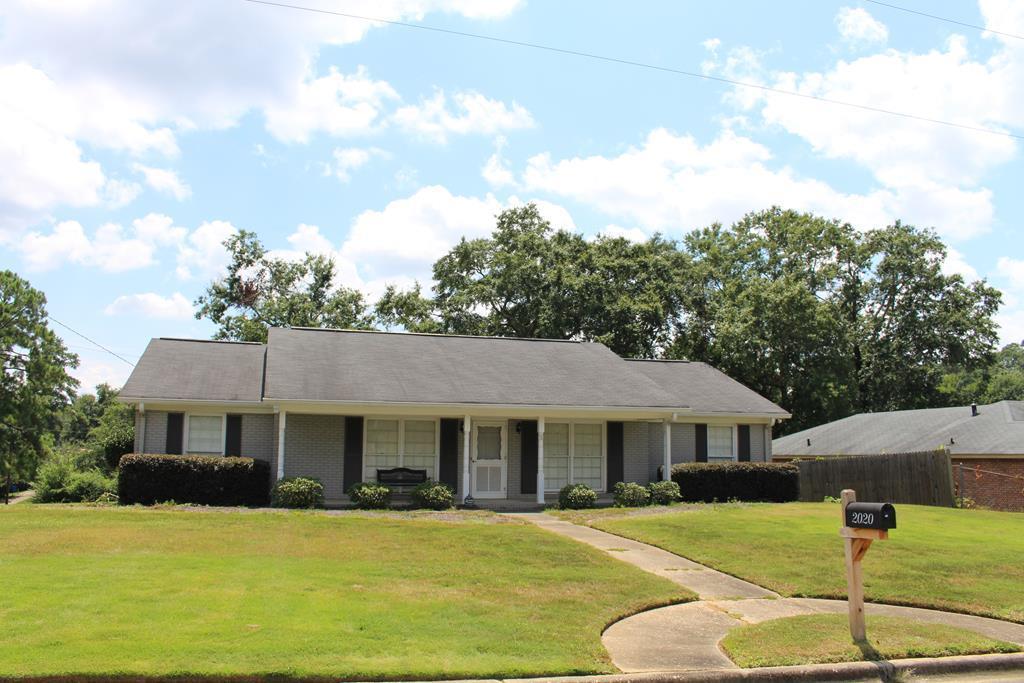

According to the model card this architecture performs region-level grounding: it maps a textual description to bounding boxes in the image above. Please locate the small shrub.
[558,483,597,509]
[271,477,325,509]
[348,482,392,509]
[33,456,115,503]
[118,454,271,506]
[613,481,650,507]
[411,481,454,510]
[669,462,799,503]
[648,480,682,505]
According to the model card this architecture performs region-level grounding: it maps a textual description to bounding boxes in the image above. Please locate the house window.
[364,418,438,482]
[544,422,604,491]
[544,423,571,490]
[187,415,223,455]
[708,425,735,462]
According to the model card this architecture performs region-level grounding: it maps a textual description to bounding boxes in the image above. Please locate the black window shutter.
[520,420,538,495]
[343,417,364,493]
[165,412,184,455]
[439,418,460,491]
[738,425,751,461]
[225,415,243,457]
[606,421,624,491]
[695,424,708,463]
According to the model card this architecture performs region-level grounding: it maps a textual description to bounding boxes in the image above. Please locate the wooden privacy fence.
[797,449,955,507]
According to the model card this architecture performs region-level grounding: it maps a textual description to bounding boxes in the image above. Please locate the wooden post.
[841,489,867,642]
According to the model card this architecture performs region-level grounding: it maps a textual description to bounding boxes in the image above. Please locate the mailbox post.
[839,489,896,642]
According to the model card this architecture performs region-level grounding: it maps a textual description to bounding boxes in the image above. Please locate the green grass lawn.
[590,503,1024,623]
[0,506,691,680]
[721,614,1019,668]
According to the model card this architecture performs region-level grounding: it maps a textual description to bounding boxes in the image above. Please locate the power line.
[862,0,1024,42]
[48,316,135,366]
[241,0,1023,141]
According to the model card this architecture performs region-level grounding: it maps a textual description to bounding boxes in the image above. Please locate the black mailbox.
[845,502,896,530]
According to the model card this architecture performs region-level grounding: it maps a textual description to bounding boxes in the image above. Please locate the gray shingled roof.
[263,328,683,408]
[627,359,789,416]
[773,401,1024,456]
[122,327,785,414]
[120,338,266,402]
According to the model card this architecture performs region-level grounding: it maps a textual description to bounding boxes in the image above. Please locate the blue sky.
[1,0,1023,391]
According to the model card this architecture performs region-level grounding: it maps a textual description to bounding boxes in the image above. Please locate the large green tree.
[941,343,1024,405]
[375,204,688,357]
[195,231,374,342]
[0,271,78,492]
[671,208,1001,432]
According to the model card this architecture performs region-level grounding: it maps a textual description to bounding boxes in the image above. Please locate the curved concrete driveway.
[604,598,1024,673]
[514,513,1024,674]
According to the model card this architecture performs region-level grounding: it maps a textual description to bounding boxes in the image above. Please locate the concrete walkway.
[514,513,1024,675]
[522,515,776,600]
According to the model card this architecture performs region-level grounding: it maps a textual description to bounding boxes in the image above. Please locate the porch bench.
[377,467,428,488]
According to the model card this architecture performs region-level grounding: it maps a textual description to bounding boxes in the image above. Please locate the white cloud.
[836,7,888,46]
[393,90,534,143]
[133,164,191,200]
[482,135,517,187]
[599,225,649,243]
[175,220,239,281]
[520,127,919,233]
[942,247,980,281]
[105,292,194,319]
[997,256,1024,291]
[263,67,399,143]
[326,146,387,183]
[70,357,133,394]
[0,0,524,234]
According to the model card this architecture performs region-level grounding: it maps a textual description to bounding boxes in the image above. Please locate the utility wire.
[48,316,135,366]
[862,0,1024,41]
[241,0,1023,141]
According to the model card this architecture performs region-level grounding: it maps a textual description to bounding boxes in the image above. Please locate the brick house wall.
[953,458,1024,512]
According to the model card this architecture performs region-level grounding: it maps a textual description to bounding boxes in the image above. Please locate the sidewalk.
[511,512,1024,678]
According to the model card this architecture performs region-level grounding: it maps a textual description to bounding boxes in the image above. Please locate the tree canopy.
[0,271,78,483]
[194,231,374,342]
[197,205,1005,435]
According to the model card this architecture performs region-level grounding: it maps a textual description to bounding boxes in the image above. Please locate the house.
[772,401,1024,511]
[119,327,789,507]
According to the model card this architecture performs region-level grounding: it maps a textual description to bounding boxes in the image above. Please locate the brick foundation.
[953,458,1024,512]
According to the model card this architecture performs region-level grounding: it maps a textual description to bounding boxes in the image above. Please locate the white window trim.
[184,412,227,456]
[361,416,441,481]
[543,419,606,492]
[707,424,738,462]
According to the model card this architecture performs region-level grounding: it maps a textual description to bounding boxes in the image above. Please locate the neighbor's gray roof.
[627,359,789,416]
[120,338,266,402]
[263,327,686,408]
[123,327,786,414]
[773,401,1024,457]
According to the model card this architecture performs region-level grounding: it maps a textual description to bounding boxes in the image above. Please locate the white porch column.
[536,417,546,505]
[461,415,472,503]
[662,420,672,481]
[277,410,287,481]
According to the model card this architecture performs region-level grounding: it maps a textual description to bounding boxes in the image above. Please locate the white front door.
[471,422,506,499]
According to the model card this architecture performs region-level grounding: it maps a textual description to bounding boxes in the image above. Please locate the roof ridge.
[625,358,693,364]
[159,337,264,346]
[283,326,582,343]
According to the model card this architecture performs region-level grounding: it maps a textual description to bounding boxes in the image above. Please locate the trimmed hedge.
[668,462,799,503]
[647,480,682,505]
[118,454,270,506]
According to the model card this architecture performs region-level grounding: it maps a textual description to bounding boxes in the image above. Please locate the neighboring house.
[119,327,788,507]
[772,401,1024,512]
